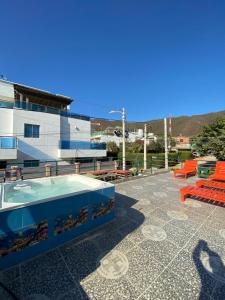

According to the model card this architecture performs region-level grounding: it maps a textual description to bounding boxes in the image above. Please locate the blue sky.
[1,0,225,121]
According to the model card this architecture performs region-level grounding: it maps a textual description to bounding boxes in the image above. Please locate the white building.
[91,129,157,146]
[0,79,106,168]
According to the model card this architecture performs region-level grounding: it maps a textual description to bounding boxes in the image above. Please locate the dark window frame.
[24,123,40,138]
[23,160,40,168]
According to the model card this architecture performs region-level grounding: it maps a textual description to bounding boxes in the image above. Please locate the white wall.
[0,106,105,163]
[60,116,91,142]
[13,109,61,161]
[0,108,13,136]
[0,81,14,101]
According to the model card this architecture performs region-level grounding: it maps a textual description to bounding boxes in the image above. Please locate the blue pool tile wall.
[0,186,115,270]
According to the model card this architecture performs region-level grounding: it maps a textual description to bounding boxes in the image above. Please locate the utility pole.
[109,107,126,171]
[144,123,147,170]
[164,118,168,169]
[122,107,126,171]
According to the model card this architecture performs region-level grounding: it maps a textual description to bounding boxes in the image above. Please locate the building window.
[24,160,39,168]
[24,124,40,138]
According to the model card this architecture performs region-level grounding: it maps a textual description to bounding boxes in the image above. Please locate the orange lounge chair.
[208,162,225,181]
[180,185,225,204]
[174,160,197,179]
[196,179,225,191]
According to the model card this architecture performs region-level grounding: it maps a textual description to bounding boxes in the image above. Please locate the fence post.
[114,160,119,170]
[45,164,52,177]
[93,158,96,171]
[150,156,152,174]
[75,162,80,174]
[55,161,58,176]
[96,161,101,171]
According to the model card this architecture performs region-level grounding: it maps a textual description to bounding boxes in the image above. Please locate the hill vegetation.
[92,110,225,137]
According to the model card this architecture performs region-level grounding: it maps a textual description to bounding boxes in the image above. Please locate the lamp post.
[109,107,126,170]
[144,123,151,170]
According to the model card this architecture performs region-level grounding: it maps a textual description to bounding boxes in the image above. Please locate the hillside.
[92,110,225,137]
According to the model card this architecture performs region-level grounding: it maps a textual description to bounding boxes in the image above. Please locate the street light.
[144,123,151,170]
[109,108,126,170]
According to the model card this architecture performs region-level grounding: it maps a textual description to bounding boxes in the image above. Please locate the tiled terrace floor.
[1,172,225,299]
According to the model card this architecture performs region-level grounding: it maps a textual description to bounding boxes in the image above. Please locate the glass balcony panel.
[0,137,17,149]
[60,141,106,150]
[0,100,14,108]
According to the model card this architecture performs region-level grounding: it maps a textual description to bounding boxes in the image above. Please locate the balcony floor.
[1,173,225,299]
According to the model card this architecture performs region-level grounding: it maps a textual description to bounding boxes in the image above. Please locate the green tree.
[195,119,225,160]
[107,141,119,157]
[147,137,165,153]
[129,140,144,153]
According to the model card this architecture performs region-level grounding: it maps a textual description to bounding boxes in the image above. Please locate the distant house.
[91,128,157,146]
[0,79,106,168]
[174,135,191,150]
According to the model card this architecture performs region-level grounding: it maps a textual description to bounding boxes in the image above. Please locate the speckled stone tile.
[212,280,225,300]
[0,265,20,282]
[149,208,172,222]
[186,235,225,258]
[21,255,75,299]
[124,246,164,294]
[205,214,225,232]
[1,173,222,300]
[60,239,101,281]
[20,249,62,278]
[138,238,180,266]
[169,249,218,297]
[142,214,167,227]
[125,227,147,245]
[170,217,200,235]
[164,222,192,247]
[94,230,124,253]
[194,226,225,249]
[141,268,203,300]
[0,277,21,300]
[126,207,146,224]
[56,284,89,300]
[114,236,136,254]
[118,220,140,237]
[82,273,141,300]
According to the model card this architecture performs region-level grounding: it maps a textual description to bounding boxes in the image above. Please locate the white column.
[122,107,126,171]
[144,123,147,170]
[164,118,168,169]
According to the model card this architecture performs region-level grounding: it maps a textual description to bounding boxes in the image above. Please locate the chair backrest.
[184,160,197,169]
[215,162,225,174]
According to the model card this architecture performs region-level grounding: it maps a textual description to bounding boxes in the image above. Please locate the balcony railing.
[59,140,106,150]
[0,99,90,121]
[0,137,17,149]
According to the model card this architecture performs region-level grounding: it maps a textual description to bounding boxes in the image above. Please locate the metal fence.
[0,156,181,182]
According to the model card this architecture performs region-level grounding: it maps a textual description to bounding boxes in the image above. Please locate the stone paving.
[1,172,225,299]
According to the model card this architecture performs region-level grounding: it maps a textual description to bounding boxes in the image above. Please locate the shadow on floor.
[193,239,225,300]
[0,192,145,300]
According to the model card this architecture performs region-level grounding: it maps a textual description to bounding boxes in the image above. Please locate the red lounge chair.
[112,170,131,176]
[174,160,197,179]
[208,162,225,181]
[180,185,225,204]
[196,180,225,191]
[88,170,109,176]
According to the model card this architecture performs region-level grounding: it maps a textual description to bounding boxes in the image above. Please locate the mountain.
[92,110,225,137]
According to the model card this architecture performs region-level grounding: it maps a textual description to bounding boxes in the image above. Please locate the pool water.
[3,176,94,204]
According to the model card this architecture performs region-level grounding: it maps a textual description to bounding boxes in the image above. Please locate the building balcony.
[0,99,90,121]
[58,140,107,159]
[0,137,18,160]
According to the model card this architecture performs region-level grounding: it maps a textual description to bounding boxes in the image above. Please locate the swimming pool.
[0,175,115,269]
